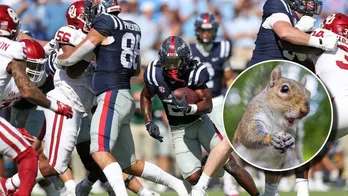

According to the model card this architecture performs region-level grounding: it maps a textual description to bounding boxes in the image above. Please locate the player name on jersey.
[0,41,9,51]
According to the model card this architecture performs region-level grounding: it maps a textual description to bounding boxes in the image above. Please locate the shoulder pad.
[219,40,232,58]
[144,59,160,86]
[92,13,124,31]
[55,26,86,46]
[187,62,209,87]
[263,0,291,17]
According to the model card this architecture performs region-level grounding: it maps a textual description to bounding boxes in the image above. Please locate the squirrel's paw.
[270,132,295,152]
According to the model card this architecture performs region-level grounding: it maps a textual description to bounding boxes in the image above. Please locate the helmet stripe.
[205,13,210,24]
[170,36,175,55]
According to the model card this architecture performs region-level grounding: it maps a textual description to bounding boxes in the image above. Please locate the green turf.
[87,190,348,196]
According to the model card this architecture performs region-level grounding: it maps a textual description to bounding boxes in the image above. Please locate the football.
[173,87,199,104]
[65,60,89,79]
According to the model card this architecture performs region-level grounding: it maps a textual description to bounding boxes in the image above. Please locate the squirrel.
[232,66,311,169]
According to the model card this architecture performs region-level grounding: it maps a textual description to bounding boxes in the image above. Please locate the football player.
[0,4,72,196]
[312,13,348,139]
[248,0,337,66]
[190,13,237,196]
[140,36,260,196]
[57,1,188,195]
[10,38,61,196]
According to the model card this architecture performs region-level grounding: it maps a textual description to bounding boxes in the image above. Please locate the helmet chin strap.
[168,70,184,82]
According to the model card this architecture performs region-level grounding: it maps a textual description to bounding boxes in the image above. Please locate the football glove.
[145,121,163,143]
[49,100,73,119]
[171,92,190,115]
[295,15,316,32]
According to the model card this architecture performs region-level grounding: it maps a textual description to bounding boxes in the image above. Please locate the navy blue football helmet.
[158,36,193,82]
[285,0,323,16]
[194,13,219,45]
[84,0,121,25]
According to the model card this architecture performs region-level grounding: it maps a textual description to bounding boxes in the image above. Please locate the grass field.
[87,190,348,196]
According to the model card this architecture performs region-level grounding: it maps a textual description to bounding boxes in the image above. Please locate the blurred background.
[0,0,347,195]
[224,61,332,164]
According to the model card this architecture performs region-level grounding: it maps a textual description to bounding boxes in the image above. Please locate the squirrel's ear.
[300,76,307,86]
[270,66,281,87]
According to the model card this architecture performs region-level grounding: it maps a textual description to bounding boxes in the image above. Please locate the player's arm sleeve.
[262,13,291,30]
[261,0,291,30]
[91,14,117,37]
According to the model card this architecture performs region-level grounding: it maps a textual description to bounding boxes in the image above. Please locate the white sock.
[138,187,152,196]
[223,173,238,194]
[141,161,188,196]
[264,182,278,196]
[296,178,309,196]
[313,171,323,182]
[194,172,211,189]
[6,174,20,191]
[64,179,77,192]
[103,162,127,195]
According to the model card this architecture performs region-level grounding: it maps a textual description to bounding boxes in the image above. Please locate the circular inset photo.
[223,60,333,171]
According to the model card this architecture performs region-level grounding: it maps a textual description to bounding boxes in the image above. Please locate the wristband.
[49,100,58,112]
[187,104,198,115]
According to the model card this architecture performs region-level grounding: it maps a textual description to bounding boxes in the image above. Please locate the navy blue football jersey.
[190,41,231,98]
[91,13,141,95]
[248,0,300,66]
[144,60,210,126]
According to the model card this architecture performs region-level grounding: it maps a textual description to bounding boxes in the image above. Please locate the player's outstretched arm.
[273,21,337,51]
[60,44,89,79]
[9,59,51,108]
[9,59,73,118]
[278,39,324,55]
[18,32,48,47]
[140,84,155,123]
[57,28,103,67]
[141,84,163,142]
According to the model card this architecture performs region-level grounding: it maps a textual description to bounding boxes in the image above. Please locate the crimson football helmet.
[285,0,323,16]
[158,36,193,82]
[194,13,219,45]
[66,0,90,33]
[21,39,47,87]
[320,13,348,39]
[0,5,20,40]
